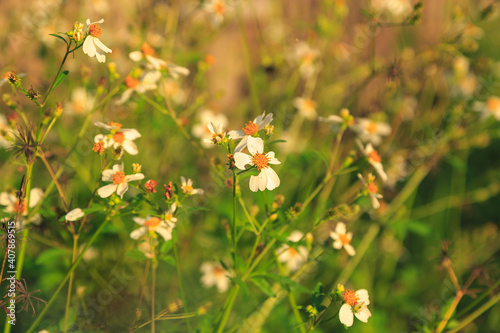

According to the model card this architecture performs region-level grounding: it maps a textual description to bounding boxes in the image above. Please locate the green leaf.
[312,282,326,311]
[230,277,249,295]
[52,70,69,92]
[251,277,276,297]
[49,33,68,45]
[126,248,148,261]
[159,255,176,266]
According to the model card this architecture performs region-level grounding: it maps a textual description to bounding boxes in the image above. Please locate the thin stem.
[173,233,192,332]
[232,172,237,267]
[435,290,464,333]
[447,292,500,333]
[151,262,157,333]
[38,149,68,211]
[214,286,240,333]
[63,234,79,332]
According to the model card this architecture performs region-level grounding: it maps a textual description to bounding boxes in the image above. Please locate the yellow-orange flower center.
[113,131,125,143]
[113,171,126,184]
[145,217,162,228]
[183,185,193,193]
[214,2,225,14]
[486,97,500,112]
[343,289,359,307]
[165,213,173,222]
[339,234,350,245]
[141,43,155,56]
[125,76,140,89]
[304,99,316,110]
[213,266,225,276]
[302,52,315,65]
[107,122,122,129]
[243,121,258,135]
[366,122,378,134]
[287,247,299,257]
[368,150,381,163]
[88,24,102,37]
[367,182,378,194]
[252,153,269,170]
[93,141,105,154]
[2,71,13,79]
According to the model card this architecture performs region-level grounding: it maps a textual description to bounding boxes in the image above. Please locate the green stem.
[173,233,192,332]
[214,286,240,333]
[232,172,237,267]
[446,292,500,333]
[63,234,79,332]
[26,216,111,333]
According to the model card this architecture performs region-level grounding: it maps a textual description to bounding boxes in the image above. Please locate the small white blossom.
[293,97,317,120]
[82,19,112,63]
[276,231,309,271]
[192,109,228,148]
[228,112,273,152]
[358,173,383,209]
[339,289,372,327]
[200,261,231,293]
[473,96,500,121]
[130,215,173,241]
[94,121,141,156]
[330,222,356,256]
[180,177,204,195]
[115,72,161,105]
[352,118,391,146]
[97,163,144,198]
[129,43,189,78]
[203,122,226,146]
[357,140,387,182]
[65,208,85,222]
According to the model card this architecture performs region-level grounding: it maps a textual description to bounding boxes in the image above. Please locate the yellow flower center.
[92,141,105,154]
[486,97,500,112]
[304,99,316,111]
[366,122,378,134]
[107,122,122,129]
[302,52,315,65]
[88,24,102,37]
[214,2,225,14]
[367,182,378,194]
[339,234,350,245]
[213,266,225,276]
[141,43,155,56]
[125,76,140,89]
[113,131,125,143]
[165,213,173,222]
[343,289,359,307]
[243,121,258,135]
[252,153,269,170]
[368,150,381,163]
[112,171,126,184]
[183,185,193,193]
[287,247,299,257]
[145,217,161,229]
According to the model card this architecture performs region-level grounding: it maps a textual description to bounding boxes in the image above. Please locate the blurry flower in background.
[320,108,355,128]
[352,118,391,146]
[163,203,178,228]
[234,137,281,192]
[180,176,204,195]
[115,71,161,105]
[192,109,228,148]
[162,78,187,105]
[65,87,95,114]
[203,0,226,26]
[65,208,85,222]
[203,122,226,146]
[339,288,371,327]
[83,18,112,63]
[0,114,14,148]
[94,121,141,156]
[200,261,231,293]
[473,96,500,121]
[0,188,44,226]
[330,222,356,256]
[129,43,190,78]
[357,140,387,182]
[130,215,173,241]
[228,111,273,152]
[276,230,309,271]
[371,0,413,20]
[293,97,317,120]
[97,163,144,198]
[358,173,383,209]
[290,41,320,79]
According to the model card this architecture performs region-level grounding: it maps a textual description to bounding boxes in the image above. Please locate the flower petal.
[249,175,259,192]
[247,136,264,155]
[264,167,280,190]
[130,227,147,239]
[234,152,252,170]
[339,304,354,327]
[97,184,117,198]
[116,183,129,198]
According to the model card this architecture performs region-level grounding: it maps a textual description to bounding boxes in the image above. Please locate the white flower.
[200,261,231,293]
[330,222,356,256]
[0,114,14,148]
[352,118,391,146]
[115,72,161,105]
[204,0,226,26]
[473,96,500,121]
[371,0,412,19]
[82,19,112,63]
[290,41,320,78]
[0,188,44,226]
[162,78,187,105]
[228,112,273,152]
[293,97,317,120]
[129,43,189,78]
[202,122,226,146]
[130,215,173,241]
[276,231,309,271]
[97,163,144,198]
[66,87,95,114]
[234,137,281,192]
[319,108,354,127]
[94,121,141,156]
[192,109,228,148]
[180,177,204,195]
[358,173,383,209]
[357,140,387,182]
[65,208,85,222]
[163,203,178,227]
[339,289,371,327]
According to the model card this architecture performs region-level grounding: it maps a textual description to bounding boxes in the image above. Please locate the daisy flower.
[82,19,112,63]
[234,137,281,192]
[352,118,391,146]
[115,71,161,105]
[358,173,383,209]
[319,108,355,128]
[203,122,226,146]
[276,231,309,271]
[200,261,231,293]
[293,97,317,120]
[129,43,190,78]
[0,188,44,226]
[180,177,204,195]
[94,121,141,156]
[66,87,95,114]
[357,140,387,182]
[339,288,372,327]
[330,222,356,256]
[97,163,144,198]
[65,208,85,222]
[290,41,320,78]
[473,96,500,121]
[228,112,273,152]
[204,0,226,26]
[192,109,228,148]
[163,202,178,228]
[130,215,173,241]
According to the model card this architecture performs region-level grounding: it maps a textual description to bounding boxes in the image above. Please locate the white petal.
[113,163,124,172]
[354,308,371,323]
[190,188,204,195]
[330,232,339,241]
[249,175,259,192]
[0,192,15,207]
[180,176,187,186]
[168,203,177,215]
[115,89,134,105]
[344,244,356,256]
[247,136,264,155]
[234,152,252,170]
[94,121,112,130]
[339,304,354,327]
[116,183,129,198]
[336,222,346,235]
[129,51,142,62]
[102,169,114,182]
[267,151,281,165]
[333,240,343,249]
[155,226,172,241]
[356,289,370,305]
[97,184,117,198]
[122,140,139,155]
[130,227,147,239]
[234,135,248,153]
[65,208,84,221]
[125,173,144,182]
[28,188,44,207]
[83,37,96,57]
[257,169,267,191]
[228,130,245,140]
[133,217,146,225]
[264,167,280,190]
[94,37,112,53]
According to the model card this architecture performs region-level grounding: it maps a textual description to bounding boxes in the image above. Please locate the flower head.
[339,289,371,327]
[276,231,309,271]
[293,97,317,120]
[352,118,391,146]
[180,177,203,196]
[115,71,161,105]
[203,122,226,146]
[473,96,500,121]
[200,261,231,293]
[358,173,383,209]
[319,108,355,128]
[97,163,144,198]
[192,109,228,148]
[204,0,226,26]
[131,215,173,242]
[357,140,387,182]
[94,121,141,156]
[290,42,320,78]
[234,137,281,192]
[129,43,190,78]
[82,19,112,63]
[330,222,356,256]
[228,112,273,152]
